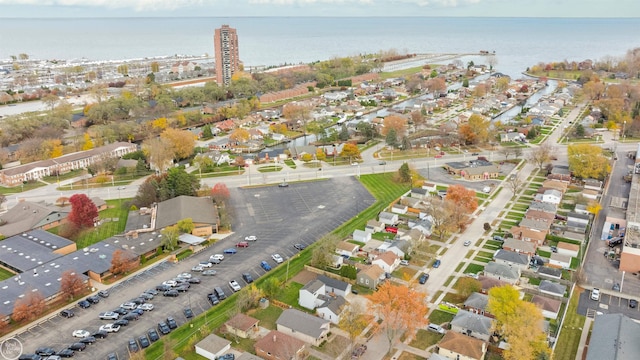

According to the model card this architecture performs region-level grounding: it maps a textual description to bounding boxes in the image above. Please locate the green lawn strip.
[284,159,296,168]
[464,263,485,274]
[256,165,283,173]
[554,288,586,360]
[538,250,551,258]
[409,329,444,350]
[428,310,455,325]
[0,267,14,281]
[443,276,455,287]
[473,256,492,263]
[0,181,46,194]
[483,244,500,251]
[392,267,418,280]
[250,305,283,330]
[454,263,465,272]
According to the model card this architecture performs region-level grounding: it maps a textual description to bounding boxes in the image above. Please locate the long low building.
[0,142,137,186]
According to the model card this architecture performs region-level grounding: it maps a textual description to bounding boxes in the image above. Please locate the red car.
[434,154,443,158]
[236,241,249,248]
[385,227,398,234]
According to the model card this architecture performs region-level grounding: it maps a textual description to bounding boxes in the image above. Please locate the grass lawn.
[249,306,283,330]
[554,287,586,360]
[473,256,492,263]
[392,267,418,280]
[257,165,283,173]
[275,282,304,307]
[442,292,466,305]
[284,159,296,168]
[398,352,425,360]
[409,329,444,350]
[464,263,485,274]
[429,310,455,325]
[0,267,15,281]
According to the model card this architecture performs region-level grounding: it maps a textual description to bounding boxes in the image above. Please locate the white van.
[482,186,491,193]
[427,323,445,334]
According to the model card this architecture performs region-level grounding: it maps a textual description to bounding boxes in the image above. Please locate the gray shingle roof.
[485,261,520,280]
[586,313,640,360]
[155,195,218,229]
[464,292,489,310]
[539,280,566,296]
[494,249,529,266]
[317,275,350,292]
[302,279,324,294]
[0,201,70,238]
[451,310,493,336]
[537,266,562,278]
[277,309,330,338]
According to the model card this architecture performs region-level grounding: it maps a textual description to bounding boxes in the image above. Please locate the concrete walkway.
[575,317,593,360]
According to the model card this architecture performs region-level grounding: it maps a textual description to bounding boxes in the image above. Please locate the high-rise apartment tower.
[214,25,240,86]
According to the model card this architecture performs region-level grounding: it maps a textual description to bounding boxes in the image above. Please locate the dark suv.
[242,273,254,284]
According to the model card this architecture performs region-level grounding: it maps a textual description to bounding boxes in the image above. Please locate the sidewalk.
[575,317,593,360]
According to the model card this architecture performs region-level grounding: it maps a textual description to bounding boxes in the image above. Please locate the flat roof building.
[214,25,240,86]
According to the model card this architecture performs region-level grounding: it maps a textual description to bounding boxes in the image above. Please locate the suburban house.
[0,201,71,238]
[316,295,347,324]
[500,132,526,142]
[510,226,547,247]
[408,217,433,236]
[531,295,562,320]
[537,266,563,280]
[336,241,360,257]
[567,212,590,233]
[524,209,556,223]
[582,189,599,200]
[502,238,537,256]
[378,211,399,225]
[276,309,331,346]
[549,253,572,269]
[366,219,384,233]
[254,330,306,360]
[519,218,552,232]
[444,160,500,181]
[317,275,351,297]
[539,280,567,297]
[195,334,231,360]
[410,187,429,200]
[534,189,563,205]
[372,251,400,273]
[391,203,408,215]
[423,182,437,193]
[584,178,603,192]
[357,265,385,289]
[437,331,488,360]
[478,276,509,294]
[493,249,530,271]
[529,201,557,214]
[0,141,137,186]
[548,165,571,182]
[224,313,260,339]
[542,179,568,193]
[401,228,427,245]
[450,310,494,342]
[155,196,219,236]
[585,313,640,360]
[376,240,407,258]
[464,292,493,318]
[483,262,520,284]
[556,242,580,258]
[299,280,326,310]
[352,229,371,243]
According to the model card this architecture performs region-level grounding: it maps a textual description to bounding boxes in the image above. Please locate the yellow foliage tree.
[468,113,490,144]
[160,128,196,160]
[567,144,610,179]
[487,285,550,360]
[229,128,251,144]
[175,113,187,127]
[380,115,407,137]
[81,133,94,151]
[152,117,168,131]
[587,200,602,215]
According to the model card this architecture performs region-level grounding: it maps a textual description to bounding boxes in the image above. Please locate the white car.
[463,240,472,246]
[98,311,119,320]
[120,302,137,310]
[162,280,177,288]
[191,265,204,272]
[99,323,121,333]
[399,260,409,266]
[211,254,224,261]
[199,261,213,268]
[591,288,601,301]
[245,235,257,241]
[177,272,192,279]
[72,329,90,338]
[229,280,242,292]
[272,254,284,264]
[138,303,154,311]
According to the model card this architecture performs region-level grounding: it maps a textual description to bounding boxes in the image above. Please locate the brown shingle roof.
[438,331,486,359]
[254,330,305,359]
[531,295,562,314]
[225,313,259,332]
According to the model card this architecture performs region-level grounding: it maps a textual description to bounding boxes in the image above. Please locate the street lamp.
[623,121,626,143]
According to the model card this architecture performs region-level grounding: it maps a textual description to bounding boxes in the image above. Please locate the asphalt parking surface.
[18,177,375,360]
[577,290,640,319]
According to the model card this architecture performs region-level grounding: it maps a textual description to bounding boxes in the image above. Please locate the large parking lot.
[17,177,374,360]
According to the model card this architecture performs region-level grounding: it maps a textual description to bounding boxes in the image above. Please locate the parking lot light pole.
[620,271,625,293]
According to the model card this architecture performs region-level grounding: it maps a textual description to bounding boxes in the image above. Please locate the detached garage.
[195,334,231,360]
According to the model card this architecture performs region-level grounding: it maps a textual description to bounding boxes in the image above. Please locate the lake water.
[1,17,639,78]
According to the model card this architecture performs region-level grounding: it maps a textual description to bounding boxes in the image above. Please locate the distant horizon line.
[1,16,639,19]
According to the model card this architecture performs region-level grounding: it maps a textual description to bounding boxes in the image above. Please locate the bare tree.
[424,197,455,239]
[507,174,525,195]
[499,147,513,160]
[513,147,523,159]
[528,142,554,169]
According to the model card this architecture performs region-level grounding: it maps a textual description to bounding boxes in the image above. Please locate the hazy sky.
[0,0,637,18]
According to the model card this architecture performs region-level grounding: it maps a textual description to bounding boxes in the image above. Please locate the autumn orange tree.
[229,128,251,144]
[367,282,428,355]
[339,143,361,161]
[60,270,86,300]
[211,183,230,205]
[161,128,196,160]
[338,301,370,351]
[380,115,407,137]
[12,289,46,322]
[110,249,139,276]
[487,285,551,360]
[445,184,478,229]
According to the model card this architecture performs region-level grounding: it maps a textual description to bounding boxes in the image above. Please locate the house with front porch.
[450,310,494,342]
[357,265,385,289]
[437,331,488,360]
[484,262,520,284]
[276,309,330,346]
